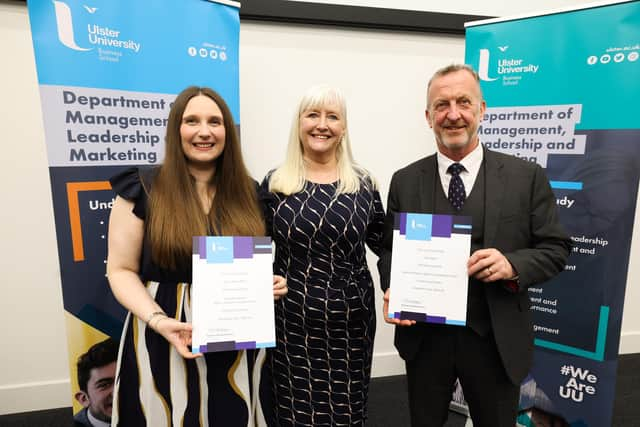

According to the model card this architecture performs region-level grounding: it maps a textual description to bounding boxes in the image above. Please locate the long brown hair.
[147,86,265,270]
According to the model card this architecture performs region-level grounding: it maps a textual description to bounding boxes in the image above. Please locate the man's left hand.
[468,248,515,283]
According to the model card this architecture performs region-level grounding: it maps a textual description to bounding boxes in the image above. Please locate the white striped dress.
[110,168,270,427]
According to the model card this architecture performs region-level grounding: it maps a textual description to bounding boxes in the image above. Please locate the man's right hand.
[383,288,416,326]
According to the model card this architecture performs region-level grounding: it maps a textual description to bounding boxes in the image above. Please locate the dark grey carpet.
[1,353,638,426]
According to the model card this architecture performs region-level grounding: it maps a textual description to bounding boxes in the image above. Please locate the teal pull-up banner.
[466,1,640,425]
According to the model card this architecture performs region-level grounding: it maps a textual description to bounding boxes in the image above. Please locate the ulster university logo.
[478,49,498,81]
[52,1,94,51]
[51,1,141,59]
[476,47,540,87]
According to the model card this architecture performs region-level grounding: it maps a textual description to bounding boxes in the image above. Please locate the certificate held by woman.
[192,236,276,353]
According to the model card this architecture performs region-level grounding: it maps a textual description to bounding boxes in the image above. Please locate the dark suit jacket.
[73,408,93,427]
[378,147,571,385]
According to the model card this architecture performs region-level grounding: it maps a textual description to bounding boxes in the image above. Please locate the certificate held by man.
[192,236,275,353]
[388,213,471,325]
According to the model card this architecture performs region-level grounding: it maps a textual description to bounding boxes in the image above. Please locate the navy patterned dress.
[260,174,385,426]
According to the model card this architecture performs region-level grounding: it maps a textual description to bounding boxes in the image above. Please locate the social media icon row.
[587,51,638,65]
[188,46,228,61]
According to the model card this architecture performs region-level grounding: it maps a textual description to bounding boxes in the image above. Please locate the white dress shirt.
[437,143,484,197]
[87,410,110,427]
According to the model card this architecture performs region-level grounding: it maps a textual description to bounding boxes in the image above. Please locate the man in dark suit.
[377,64,571,426]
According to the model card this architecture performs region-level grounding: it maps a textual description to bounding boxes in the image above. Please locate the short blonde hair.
[426,64,483,107]
[268,84,371,195]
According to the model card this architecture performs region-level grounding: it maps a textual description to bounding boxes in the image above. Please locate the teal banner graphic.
[466,1,640,426]
[27,0,240,414]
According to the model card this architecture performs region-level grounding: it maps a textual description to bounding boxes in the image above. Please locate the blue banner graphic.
[466,1,640,426]
[27,0,240,413]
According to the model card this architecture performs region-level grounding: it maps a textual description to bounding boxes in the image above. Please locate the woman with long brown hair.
[107,86,286,426]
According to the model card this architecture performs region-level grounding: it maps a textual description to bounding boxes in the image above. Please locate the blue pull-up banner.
[27,0,240,414]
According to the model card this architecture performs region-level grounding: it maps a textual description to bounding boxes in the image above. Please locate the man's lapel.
[419,155,438,212]
[483,148,506,247]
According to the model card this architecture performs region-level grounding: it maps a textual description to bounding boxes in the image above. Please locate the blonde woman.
[261,85,384,426]
[107,86,286,426]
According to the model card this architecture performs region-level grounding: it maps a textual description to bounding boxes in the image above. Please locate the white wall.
[0,0,70,415]
[238,20,466,382]
[1,0,638,415]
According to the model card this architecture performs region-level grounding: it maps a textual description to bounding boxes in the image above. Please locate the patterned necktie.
[447,163,466,211]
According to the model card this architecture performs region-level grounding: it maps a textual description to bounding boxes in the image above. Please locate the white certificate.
[191,236,275,353]
[388,213,471,325]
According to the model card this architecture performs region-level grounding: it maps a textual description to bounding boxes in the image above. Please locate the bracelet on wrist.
[146,311,167,325]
